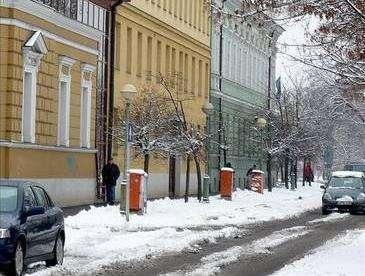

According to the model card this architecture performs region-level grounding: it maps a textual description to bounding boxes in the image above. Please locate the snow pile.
[273,230,365,276]
[28,184,323,275]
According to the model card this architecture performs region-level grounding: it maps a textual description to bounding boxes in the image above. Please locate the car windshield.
[329,177,364,189]
[0,186,18,212]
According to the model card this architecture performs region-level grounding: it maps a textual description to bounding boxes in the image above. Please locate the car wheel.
[46,235,64,267]
[11,241,25,276]
[322,207,331,215]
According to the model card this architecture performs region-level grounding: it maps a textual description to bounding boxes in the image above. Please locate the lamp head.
[121,84,137,101]
[255,117,267,129]
[202,102,214,116]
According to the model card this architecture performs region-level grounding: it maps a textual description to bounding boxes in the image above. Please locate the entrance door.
[169,155,176,199]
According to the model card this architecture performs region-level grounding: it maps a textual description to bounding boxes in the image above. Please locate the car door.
[43,190,61,251]
[32,186,53,254]
[23,185,46,258]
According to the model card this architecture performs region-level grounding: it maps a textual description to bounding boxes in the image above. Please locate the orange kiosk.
[220,167,234,199]
[128,169,148,213]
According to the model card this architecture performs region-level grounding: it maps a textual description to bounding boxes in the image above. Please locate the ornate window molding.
[57,55,76,147]
[80,63,95,148]
[21,31,47,143]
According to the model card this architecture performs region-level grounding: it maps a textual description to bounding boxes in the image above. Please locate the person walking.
[102,158,120,204]
[245,164,257,189]
[303,161,313,187]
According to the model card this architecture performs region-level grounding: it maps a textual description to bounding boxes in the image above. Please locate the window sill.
[0,140,97,153]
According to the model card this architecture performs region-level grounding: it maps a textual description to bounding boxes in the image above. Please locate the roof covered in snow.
[332,171,364,178]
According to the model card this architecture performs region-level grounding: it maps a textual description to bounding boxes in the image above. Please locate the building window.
[80,64,95,148]
[21,32,46,143]
[198,60,202,97]
[126,27,132,74]
[58,56,76,147]
[191,57,196,95]
[115,22,121,69]
[22,67,37,143]
[184,53,188,93]
[156,40,162,74]
[147,36,152,78]
[137,32,142,77]
[165,45,171,76]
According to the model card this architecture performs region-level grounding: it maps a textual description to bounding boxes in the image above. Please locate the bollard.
[120,180,126,213]
[203,175,210,202]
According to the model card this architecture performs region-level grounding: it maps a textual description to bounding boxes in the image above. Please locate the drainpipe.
[218,0,227,192]
[106,0,128,160]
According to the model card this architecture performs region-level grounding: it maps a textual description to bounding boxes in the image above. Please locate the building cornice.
[0,18,99,56]
[0,141,98,153]
[1,0,104,41]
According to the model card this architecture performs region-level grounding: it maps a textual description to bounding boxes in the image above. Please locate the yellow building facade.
[0,0,107,206]
[114,0,211,197]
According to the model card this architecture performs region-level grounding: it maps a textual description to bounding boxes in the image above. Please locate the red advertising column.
[128,169,147,212]
[220,167,234,199]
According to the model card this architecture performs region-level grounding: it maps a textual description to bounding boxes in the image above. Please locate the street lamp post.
[202,102,214,201]
[120,84,137,222]
[255,116,267,182]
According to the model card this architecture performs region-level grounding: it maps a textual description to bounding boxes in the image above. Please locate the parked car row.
[0,180,65,276]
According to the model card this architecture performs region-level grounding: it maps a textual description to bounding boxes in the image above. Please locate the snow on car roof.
[332,171,364,178]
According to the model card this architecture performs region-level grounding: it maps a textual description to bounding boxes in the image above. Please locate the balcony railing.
[32,0,106,32]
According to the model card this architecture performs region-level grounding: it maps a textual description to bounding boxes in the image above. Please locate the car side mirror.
[320,185,326,189]
[26,206,45,216]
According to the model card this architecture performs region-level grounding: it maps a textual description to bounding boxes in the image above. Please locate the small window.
[33,187,49,208]
[24,186,37,209]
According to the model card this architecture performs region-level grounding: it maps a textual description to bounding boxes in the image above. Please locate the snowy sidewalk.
[28,184,323,275]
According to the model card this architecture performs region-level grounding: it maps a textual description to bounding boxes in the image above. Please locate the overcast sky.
[275,17,317,88]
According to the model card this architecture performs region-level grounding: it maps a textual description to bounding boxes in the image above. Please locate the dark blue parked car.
[0,180,65,275]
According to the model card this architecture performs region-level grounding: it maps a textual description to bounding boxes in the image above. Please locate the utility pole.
[217,0,227,192]
[266,31,275,192]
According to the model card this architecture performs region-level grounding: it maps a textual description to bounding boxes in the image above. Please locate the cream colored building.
[113,0,211,197]
[0,0,107,206]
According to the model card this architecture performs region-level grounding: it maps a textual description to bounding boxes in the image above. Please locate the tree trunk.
[267,153,272,192]
[280,161,284,183]
[184,155,191,203]
[284,152,289,189]
[294,158,298,189]
[144,153,149,173]
[194,154,202,202]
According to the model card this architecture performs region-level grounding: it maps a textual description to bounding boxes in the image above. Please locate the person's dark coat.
[304,164,314,181]
[102,163,120,186]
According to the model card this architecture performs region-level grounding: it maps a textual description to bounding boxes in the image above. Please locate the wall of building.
[209,0,283,190]
[113,1,211,198]
[0,1,106,206]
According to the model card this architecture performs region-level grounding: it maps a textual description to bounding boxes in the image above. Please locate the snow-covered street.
[273,229,365,276]
[26,184,323,275]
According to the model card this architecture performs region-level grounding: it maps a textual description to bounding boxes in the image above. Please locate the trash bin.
[128,169,148,213]
[249,170,265,194]
[220,167,234,199]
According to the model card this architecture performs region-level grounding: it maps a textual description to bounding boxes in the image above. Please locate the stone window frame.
[80,63,95,148]
[58,56,76,147]
[22,48,43,143]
